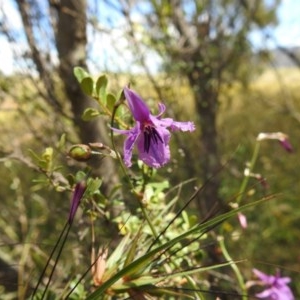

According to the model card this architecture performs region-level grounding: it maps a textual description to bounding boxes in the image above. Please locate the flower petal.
[156,117,195,132]
[124,87,150,122]
[279,139,293,153]
[257,286,295,300]
[277,277,292,285]
[170,120,196,131]
[255,288,273,299]
[136,127,171,168]
[274,286,295,300]
[111,127,132,135]
[253,269,295,300]
[253,269,273,284]
[156,103,166,118]
[123,126,140,167]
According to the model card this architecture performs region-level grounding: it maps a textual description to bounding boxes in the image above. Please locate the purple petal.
[68,181,87,224]
[136,126,171,168]
[122,125,140,167]
[170,120,196,131]
[156,103,166,117]
[274,286,295,300]
[112,125,140,167]
[279,139,293,153]
[111,127,132,135]
[277,277,292,285]
[257,287,295,300]
[157,118,195,132]
[253,269,295,300]
[253,269,273,284]
[256,288,273,299]
[124,87,150,122]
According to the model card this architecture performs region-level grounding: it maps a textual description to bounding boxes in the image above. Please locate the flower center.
[143,125,163,153]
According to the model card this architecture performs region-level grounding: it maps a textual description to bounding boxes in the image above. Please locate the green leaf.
[57,133,66,150]
[28,147,54,172]
[80,77,94,96]
[28,149,43,163]
[114,105,126,120]
[42,147,53,162]
[73,66,90,83]
[124,228,143,268]
[113,260,236,290]
[86,177,102,195]
[95,75,108,104]
[106,235,131,269]
[81,108,100,121]
[74,171,87,182]
[106,93,116,112]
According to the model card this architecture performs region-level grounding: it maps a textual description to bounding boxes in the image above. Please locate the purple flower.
[257,132,293,153]
[68,181,87,224]
[113,87,195,168]
[253,269,294,300]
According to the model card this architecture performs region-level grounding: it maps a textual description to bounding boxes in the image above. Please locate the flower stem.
[236,141,261,205]
[218,236,247,300]
[110,103,158,239]
[218,141,261,298]
[140,204,158,238]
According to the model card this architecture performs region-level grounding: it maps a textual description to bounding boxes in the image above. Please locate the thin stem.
[218,236,247,300]
[140,204,158,238]
[217,140,261,299]
[94,95,128,129]
[31,221,69,299]
[40,223,72,299]
[236,141,261,205]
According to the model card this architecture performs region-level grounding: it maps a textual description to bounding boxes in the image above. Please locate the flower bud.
[257,132,293,152]
[68,181,87,224]
[68,144,92,161]
[92,247,108,286]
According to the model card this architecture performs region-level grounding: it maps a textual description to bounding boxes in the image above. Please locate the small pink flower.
[238,212,248,229]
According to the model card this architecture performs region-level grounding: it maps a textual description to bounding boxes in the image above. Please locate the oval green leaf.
[106,93,116,112]
[96,75,108,104]
[73,66,90,83]
[81,77,94,96]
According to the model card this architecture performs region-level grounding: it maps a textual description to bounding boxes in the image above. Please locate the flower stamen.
[143,126,163,153]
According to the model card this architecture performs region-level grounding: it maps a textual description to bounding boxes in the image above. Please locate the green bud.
[68,144,92,161]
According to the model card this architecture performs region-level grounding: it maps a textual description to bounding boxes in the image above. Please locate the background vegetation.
[0,0,299,299]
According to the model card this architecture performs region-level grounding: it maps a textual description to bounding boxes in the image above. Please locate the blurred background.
[0,0,299,298]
